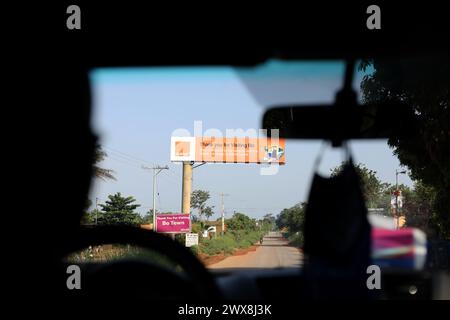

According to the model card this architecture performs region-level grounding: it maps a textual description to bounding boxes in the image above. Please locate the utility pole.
[219,193,229,236]
[395,169,406,229]
[95,197,99,225]
[143,165,169,232]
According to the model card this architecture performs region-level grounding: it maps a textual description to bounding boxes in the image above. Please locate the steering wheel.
[62,225,222,301]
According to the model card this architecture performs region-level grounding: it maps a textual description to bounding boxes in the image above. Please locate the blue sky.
[89,60,413,219]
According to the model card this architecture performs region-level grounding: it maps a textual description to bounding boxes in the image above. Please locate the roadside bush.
[189,245,199,255]
[280,230,290,239]
[175,233,185,245]
[191,223,201,234]
[198,230,265,255]
[200,235,236,255]
[66,244,179,270]
[288,232,304,248]
[237,238,253,248]
[248,231,264,243]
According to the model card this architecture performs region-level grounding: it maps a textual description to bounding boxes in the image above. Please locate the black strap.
[313,141,354,173]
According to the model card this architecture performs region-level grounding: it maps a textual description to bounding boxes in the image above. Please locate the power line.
[104,146,154,166]
[160,172,180,185]
[167,168,181,180]
[108,154,142,169]
[107,152,144,165]
[104,147,180,185]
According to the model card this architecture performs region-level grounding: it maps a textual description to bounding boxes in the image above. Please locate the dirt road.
[208,231,303,269]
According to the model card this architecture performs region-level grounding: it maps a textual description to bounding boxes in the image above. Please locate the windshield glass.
[86,59,447,271]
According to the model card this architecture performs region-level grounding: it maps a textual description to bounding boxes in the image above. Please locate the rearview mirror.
[262,102,416,145]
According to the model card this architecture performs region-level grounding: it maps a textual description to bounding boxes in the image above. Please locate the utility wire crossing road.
[208,232,303,269]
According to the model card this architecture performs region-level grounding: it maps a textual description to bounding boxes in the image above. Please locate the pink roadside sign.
[156,214,190,233]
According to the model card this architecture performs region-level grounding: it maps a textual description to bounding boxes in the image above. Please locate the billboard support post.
[182,161,193,232]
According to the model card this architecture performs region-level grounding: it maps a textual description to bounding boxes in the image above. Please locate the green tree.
[359,58,450,239]
[226,212,256,230]
[80,199,94,225]
[97,192,141,226]
[142,210,155,224]
[403,180,436,234]
[203,206,214,221]
[191,190,214,222]
[80,145,116,224]
[262,214,276,231]
[89,209,102,224]
[276,203,306,232]
[330,162,389,209]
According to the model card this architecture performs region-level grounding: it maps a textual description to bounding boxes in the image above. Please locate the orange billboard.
[171,137,285,164]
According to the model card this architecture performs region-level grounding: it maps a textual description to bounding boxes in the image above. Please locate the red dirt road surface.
[208,232,303,269]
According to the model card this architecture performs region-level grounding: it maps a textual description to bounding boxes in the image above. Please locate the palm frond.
[93,166,116,180]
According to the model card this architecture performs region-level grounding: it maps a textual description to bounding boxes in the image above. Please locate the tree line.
[359,58,449,239]
[276,162,440,242]
[92,143,445,240]
[82,186,275,232]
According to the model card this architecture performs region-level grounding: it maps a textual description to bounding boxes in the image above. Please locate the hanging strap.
[312,141,328,173]
[342,141,354,165]
[313,141,354,173]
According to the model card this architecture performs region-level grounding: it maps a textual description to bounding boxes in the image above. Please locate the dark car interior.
[13,3,450,311]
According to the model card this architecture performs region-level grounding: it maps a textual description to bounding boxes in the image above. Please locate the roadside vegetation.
[79,144,446,266]
[360,59,450,239]
[275,162,443,248]
[194,230,265,256]
[189,209,274,257]
[276,203,306,248]
[78,184,275,263]
[66,244,177,269]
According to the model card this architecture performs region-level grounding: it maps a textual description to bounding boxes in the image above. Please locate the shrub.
[288,232,304,247]
[191,223,201,234]
[237,238,253,248]
[199,235,236,255]
[197,230,265,255]
[189,245,199,255]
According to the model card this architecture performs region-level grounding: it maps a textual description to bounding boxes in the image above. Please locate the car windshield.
[82,58,447,272]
